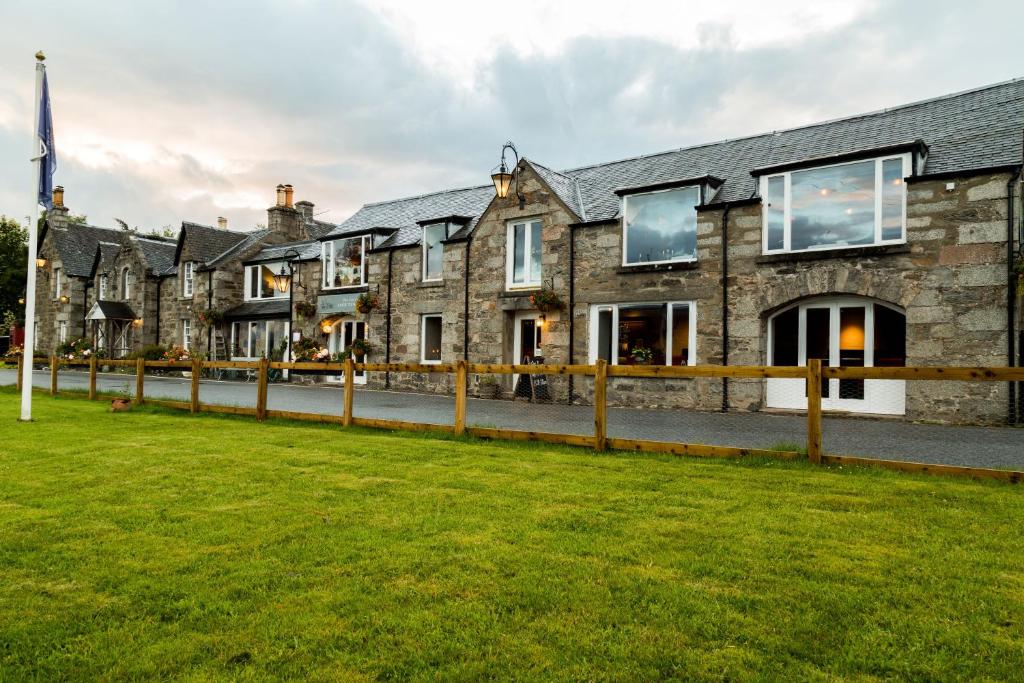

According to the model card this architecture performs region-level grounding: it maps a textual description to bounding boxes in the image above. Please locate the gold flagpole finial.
[35,51,45,61]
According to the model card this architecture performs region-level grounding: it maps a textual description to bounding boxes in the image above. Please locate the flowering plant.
[292,337,330,362]
[355,292,379,314]
[3,344,23,360]
[56,337,94,361]
[530,288,563,312]
[163,345,191,361]
[196,309,225,328]
[348,338,372,358]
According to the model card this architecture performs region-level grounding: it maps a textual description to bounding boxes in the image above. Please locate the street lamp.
[276,250,301,368]
[491,141,525,209]
[272,263,292,293]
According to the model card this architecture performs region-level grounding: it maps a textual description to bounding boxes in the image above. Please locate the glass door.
[327,319,367,384]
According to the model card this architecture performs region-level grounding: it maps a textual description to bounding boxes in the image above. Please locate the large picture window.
[245,262,287,301]
[622,186,700,265]
[589,302,696,366]
[422,222,448,281]
[506,219,542,289]
[761,154,908,254]
[421,314,442,363]
[230,319,290,359]
[322,235,367,288]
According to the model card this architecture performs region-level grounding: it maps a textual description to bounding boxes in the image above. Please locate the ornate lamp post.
[271,249,301,368]
[491,141,525,210]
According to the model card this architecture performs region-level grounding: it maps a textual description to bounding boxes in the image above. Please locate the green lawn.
[1,388,1022,681]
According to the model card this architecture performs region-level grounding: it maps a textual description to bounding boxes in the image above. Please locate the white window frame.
[98,274,108,300]
[181,318,191,350]
[420,314,442,364]
[244,261,288,301]
[321,235,369,290]
[587,301,697,366]
[621,185,701,267]
[182,261,194,297]
[53,268,62,299]
[505,218,542,290]
[58,320,67,344]
[421,222,448,282]
[229,319,291,360]
[121,268,131,301]
[760,153,910,255]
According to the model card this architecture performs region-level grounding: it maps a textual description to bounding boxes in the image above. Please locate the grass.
[1,388,1023,680]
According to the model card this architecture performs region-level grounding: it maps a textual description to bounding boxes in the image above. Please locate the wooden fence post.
[16,355,23,392]
[807,358,823,464]
[256,358,269,422]
[190,358,201,414]
[343,358,355,427]
[454,360,467,435]
[594,359,607,452]
[88,355,97,400]
[50,355,58,396]
[134,357,145,405]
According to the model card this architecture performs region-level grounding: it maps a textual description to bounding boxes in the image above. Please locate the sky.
[0,0,1021,233]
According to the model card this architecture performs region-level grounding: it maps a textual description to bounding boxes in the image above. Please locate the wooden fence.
[13,355,1024,483]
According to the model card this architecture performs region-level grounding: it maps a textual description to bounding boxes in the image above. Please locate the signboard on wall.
[317,293,360,317]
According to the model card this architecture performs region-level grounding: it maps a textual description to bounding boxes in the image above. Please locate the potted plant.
[295,301,318,319]
[292,337,330,362]
[164,344,192,376]
[348,338,372,359]
[630,346,653,365]
[530,288,563,313]
[355,292,379,315]
[477,374,500,399]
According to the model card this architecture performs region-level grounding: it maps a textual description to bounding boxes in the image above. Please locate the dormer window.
[182,261,195,297]
[245,262,288,301]
[621,185,701,266]
[760,153,909,254]
[422,222,449,282]
[322,235,368,289]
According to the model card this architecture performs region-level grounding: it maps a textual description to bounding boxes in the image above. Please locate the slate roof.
[222,299,291,320]
[326,77,1024,239]
[247,240,322,264]
[134,236,177,276]
[42,222,123,277]
[86,300,136,321]
[176,222,252,267]
[304,218,336,239]
[206,229,273,268]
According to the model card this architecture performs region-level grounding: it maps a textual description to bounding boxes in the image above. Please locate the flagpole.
[20,51,45,422]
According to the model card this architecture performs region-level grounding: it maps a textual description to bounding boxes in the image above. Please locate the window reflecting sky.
[790,160,874,250]
[624,187,699,263]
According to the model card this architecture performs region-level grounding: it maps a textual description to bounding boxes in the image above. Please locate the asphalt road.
[3,369,1021,470]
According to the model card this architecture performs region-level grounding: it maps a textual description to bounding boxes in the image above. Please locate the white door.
[327,319,367,384]
[766,298,905,415]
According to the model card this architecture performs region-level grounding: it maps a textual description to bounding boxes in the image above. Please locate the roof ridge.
[559,76,1024,175]
[360,182,492,209]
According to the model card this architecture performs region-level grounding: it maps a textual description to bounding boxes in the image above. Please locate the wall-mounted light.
[58,295,70,304]
[491,141,526,210]
[18,297,25,305]
[320,321,333,334]
[537,315,546,328]
[35,257,47,268]
[132,318,144,328]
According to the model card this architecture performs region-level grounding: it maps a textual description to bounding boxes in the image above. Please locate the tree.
[0,216,28,327]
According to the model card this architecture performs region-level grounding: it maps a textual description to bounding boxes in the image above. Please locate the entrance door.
[767,298,905,415]
[327,319,367,384]
[512,311,543,384]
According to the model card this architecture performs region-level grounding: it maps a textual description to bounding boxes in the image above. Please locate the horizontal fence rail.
[16,355,1024,483]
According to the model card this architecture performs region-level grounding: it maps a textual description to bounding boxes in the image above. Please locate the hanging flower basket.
[355,292,379,315]
[530,288,563,313]
[348,338,372,359]
[1014,256,1024,296]
[196,309,225,328]
[295,301,318,319]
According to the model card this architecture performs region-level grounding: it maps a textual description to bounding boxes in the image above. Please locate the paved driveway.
[2,369,1021,470]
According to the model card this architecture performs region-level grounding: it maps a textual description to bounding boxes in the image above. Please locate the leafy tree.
[0,216,28,327]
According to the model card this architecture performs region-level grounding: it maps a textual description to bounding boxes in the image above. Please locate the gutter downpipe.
[463,234,472,362]
[568,223,576,402]
[81,279,91,338]
[155,277,161,345]
[207,269,214,358]
[1008,163,1021,424]
[720,203,731,412]
[385,248,393,389]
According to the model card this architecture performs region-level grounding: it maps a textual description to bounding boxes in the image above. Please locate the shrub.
[129,344,169,361]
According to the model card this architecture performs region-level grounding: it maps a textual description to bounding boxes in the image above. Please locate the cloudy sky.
[0,0,1021,232]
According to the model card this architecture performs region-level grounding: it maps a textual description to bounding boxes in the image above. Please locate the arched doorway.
[766,296,906,415]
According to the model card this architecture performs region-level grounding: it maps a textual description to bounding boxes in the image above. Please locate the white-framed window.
[622,186,700,265]
[588,301,696,366]
[121,268,132,300]
[760,153,909,254]
[181,318,191,350]
[420,314,442,364]
[53,268,62,299]
[244,262,288,301]
[422,222,449,281]
[58,320,67,344]
[322,235,368,289]
[98,274,108,300]
[506,218,542,289]
[182,261,195,297]
[230,319,290,359]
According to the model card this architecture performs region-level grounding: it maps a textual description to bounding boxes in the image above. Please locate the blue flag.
[36,69,56,210]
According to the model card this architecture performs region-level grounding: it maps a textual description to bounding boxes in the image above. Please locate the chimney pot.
[53,185,64,208]
[275,184,285,207]
[284,184,294,209]
[217,216,228,230]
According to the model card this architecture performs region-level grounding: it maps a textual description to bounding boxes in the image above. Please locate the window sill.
[756,244,910,265]
[320,285,369,293]
[500,289,539,299]
[617,261,698,274]
[418,280,444,289]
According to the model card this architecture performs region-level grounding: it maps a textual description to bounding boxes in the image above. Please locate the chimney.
[284,184,294,208]
[53,185,64,208]
[217,216,228,230]
[267,184,303,241]
[295,200,314,221]
[275,184,285,207]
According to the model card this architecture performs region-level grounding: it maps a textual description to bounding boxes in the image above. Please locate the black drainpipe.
[385,248,393,389]
[568,224,576,402]
[1007,164,1021,424]
[721,203,731,412]
[206,269,214,356]
[463,234,473,361]
[155,276,161,345]
[81,279,91,338]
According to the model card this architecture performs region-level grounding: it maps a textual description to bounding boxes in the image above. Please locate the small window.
[58,320,67,344]
[181,319,191,350]
[98,274,108,300]
[53,268,62,299]
[589,302,696,366]
[622,186,700,265]
[245,262,286,300]
[183,262,194,297]
[322,236,367,288]
[422,223,448,281]
[121,268,132,300]
[761,154,909,254]
[421,314,442,364]
[506,219,542,289]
